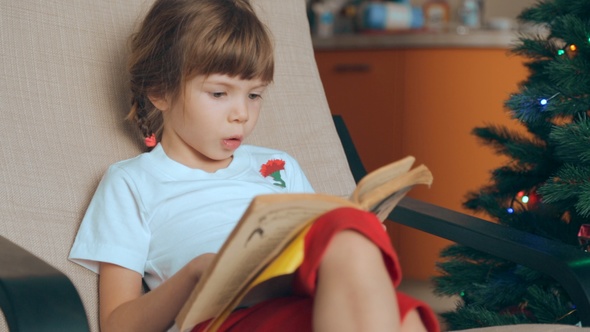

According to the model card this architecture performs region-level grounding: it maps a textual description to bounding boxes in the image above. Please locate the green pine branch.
[434,0,590,328]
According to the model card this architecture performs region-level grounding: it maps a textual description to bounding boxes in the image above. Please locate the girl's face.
[158,74,268,172]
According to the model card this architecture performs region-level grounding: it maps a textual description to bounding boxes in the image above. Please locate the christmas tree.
[433,0,590,328]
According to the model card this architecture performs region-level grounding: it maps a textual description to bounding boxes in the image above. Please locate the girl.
[69,0,439,331]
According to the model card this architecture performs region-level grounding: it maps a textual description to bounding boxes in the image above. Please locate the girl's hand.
[187,253,217,281]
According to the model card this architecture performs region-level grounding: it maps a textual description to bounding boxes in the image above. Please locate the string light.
[507,190,535,214]
[539,92,560,107]
[565,44,579,59]
[517,190,530,203]
[558,44,580,58]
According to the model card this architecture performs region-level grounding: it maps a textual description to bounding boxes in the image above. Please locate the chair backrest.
[0,0,355,330]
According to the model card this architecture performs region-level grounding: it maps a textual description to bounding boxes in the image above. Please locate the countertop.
[312,28,524,50]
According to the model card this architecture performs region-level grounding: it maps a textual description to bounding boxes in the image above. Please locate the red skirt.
[192,207,440,332]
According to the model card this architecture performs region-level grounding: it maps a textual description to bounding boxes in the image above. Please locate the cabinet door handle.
[333,63,372,73]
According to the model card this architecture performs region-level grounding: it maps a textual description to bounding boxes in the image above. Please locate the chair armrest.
[0,235,89,331]
[389,197,590,326]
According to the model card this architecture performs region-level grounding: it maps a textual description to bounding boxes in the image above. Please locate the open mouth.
[223,136,242,150]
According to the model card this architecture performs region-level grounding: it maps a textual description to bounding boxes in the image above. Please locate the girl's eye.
[211,92,226,98]
[249,93,262,100]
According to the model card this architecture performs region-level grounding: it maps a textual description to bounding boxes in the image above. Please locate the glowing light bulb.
[507,208,514,214]
[522,195,530,203]
[570,44,577,51]
[540,99,548,106]
[558,49,565,56]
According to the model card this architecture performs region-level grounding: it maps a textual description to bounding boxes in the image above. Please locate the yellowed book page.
[206,222,313,332]
[357,165,433,221]
[351,156,416,204]
[176,193,356,332]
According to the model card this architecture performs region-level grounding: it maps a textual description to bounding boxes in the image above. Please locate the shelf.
[313,29,520,50]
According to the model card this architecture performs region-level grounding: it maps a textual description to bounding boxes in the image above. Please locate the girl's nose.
[230,99,249,123]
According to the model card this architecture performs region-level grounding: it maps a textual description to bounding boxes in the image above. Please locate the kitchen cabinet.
[315,49,406,172]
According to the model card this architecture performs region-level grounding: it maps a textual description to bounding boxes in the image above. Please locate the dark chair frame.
[1,115,589,330]
[0,236,89,331]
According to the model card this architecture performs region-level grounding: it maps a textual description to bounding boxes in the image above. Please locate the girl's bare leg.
[402,310,428,332]
[313,230,399,332]
[313,230,427,332]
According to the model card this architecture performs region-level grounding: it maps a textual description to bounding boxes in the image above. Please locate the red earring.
[145,133,157,147]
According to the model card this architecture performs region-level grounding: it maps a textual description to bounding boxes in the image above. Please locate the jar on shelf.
[423,0,450,31]
[458,0,482,29]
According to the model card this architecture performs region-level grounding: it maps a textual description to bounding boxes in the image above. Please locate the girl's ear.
[148,93,171,112]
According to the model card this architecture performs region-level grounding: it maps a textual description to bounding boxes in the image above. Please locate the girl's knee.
[401,309,428,332]
[323,230,385,272]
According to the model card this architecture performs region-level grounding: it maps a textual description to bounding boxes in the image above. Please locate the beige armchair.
[1,1,588,331]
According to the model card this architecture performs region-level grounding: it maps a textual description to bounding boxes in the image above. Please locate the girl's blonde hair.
[127,0,274,148]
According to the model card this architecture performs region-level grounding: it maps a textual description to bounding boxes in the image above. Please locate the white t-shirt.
[69,144,314,290]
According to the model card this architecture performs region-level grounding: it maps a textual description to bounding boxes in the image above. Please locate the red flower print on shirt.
[260,159,286,188]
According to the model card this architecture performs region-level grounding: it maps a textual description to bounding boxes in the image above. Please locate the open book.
[176,156,433,332]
